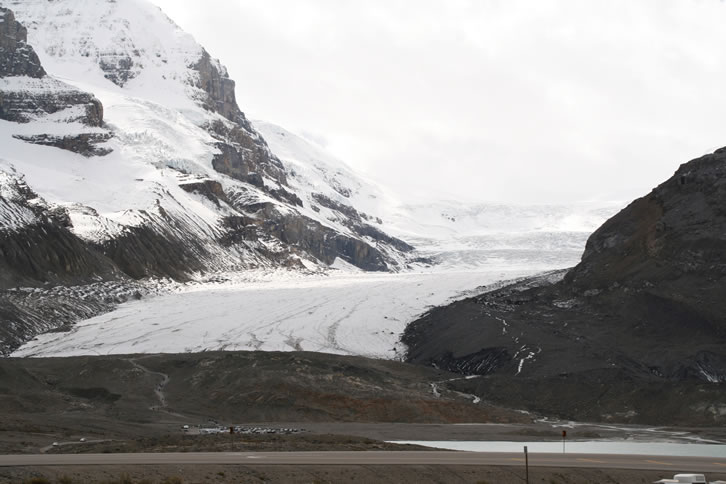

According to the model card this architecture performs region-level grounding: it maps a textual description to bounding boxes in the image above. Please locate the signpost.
[562,430,567,454]
[524,445,529,484]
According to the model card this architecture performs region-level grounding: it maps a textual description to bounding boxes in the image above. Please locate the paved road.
[2,451,726,472]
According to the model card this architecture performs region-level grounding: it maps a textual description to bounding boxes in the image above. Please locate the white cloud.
[150,0,726,203]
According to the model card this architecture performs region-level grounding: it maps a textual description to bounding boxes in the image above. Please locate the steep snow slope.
[0,171,38,231]
[0,0,410,276]
[1,0,259,220]
[0,0,276,274]
[5,0,210,107]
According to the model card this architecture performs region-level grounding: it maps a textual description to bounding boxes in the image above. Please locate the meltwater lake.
[391,441,726,458]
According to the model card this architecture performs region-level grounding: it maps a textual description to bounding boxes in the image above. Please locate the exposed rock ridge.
[195,188,392,271]
[0,7,105,132]
[569,147,726,291]
[193,50,250,130]
[0,7,45,78]
[188,54,410,270]
[0,76,104,126]
[12,132,112,156]
[193,54,290,196]
[312,192,414,253]
[0,8,103,127]
[403,148,726,424]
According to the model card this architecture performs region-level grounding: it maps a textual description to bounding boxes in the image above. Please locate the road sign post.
[524,445,529,484]
[562,430,566,454]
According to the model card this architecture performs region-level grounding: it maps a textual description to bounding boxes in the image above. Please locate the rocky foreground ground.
[0,350,528,455]
[1,351,725,483]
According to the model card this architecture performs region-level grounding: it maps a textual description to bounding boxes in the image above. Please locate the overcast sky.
[150,0,726,204]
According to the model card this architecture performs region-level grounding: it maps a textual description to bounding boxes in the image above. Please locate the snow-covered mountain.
[0,0,412,277]
[0,0,621,356]
[0,0,415,352]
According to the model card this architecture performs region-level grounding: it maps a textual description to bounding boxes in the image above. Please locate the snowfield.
[13,263,557,359]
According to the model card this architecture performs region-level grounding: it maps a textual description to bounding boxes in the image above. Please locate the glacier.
[1,0,622,358]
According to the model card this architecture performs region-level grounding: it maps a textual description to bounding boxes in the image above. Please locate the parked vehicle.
[654,474,726,484]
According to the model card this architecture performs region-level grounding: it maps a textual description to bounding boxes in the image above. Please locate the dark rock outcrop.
[179,178,229,206]
[0,7,45,78]
[240,202,389,271]
[312,193,413,253]
[404,148,726,424]
[567,148,726,305]
[219,215,259,245]
[355,223,413,254]
[192,52,290,195]
[0,80,104,126]
[0,7,104,127]
[207,119,287,189]
[176,179,394,270]
[98,53,135,87]
[0,222,119,289]
[193,50,245,127]
[13,133,112,156]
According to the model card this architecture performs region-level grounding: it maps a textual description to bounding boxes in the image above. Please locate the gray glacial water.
[390,440,726,457]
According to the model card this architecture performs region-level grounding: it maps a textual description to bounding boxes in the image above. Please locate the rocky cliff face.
[193,50,248,128]
[0,76,104,127]
[0,4,110,163]
[0,7,103,127]
[568,148,726,296]
[403,148,726,425]
[207,119,288,189]
[0,7,44,78]
[192,50,289,189]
